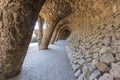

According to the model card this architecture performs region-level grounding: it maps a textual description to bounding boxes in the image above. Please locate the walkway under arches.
[9,40,75,80]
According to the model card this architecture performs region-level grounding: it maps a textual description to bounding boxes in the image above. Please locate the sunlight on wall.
[34,21,39,30]
[43,22,46,29]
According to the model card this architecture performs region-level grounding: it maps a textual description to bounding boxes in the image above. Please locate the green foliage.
[31,36,38,43]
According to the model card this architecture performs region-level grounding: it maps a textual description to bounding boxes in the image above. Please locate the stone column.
[39,20,57,50]
[0,0,45,79]
[49,27,59,44]
[37,16,44,49]
[55,27,64,42]
[49,19,67,44]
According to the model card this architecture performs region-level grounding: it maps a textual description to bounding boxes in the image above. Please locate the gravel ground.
[9,40,75,80]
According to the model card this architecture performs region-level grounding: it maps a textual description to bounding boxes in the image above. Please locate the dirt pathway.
[10,40,75,80]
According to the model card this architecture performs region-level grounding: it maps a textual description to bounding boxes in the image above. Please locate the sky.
[34,21,46,30]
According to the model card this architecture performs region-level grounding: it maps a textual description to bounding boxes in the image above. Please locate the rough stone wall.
[66,9,120,80]
[33,0,120,80]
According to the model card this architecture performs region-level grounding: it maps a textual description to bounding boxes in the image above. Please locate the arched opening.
[58,29,71,40]
[30,16,45,45]
[30,21,39,43]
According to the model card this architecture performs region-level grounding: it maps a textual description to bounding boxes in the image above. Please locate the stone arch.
[58,29,71,40]
[55,25,71,42]
[49,18,69,44]
[37,15,44,49]
[39,0,72,50]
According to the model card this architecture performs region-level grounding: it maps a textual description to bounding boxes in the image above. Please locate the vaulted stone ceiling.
[38,0,120,49]
[40,0,120,31]
[38,0,120,80]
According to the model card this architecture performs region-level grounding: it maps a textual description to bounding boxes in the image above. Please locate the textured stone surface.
[82,63,96,76]
[64,0,120,80]
[95,62,109,73]
[89,70,101,80]
[0,0,45,80]
[110,62,120,79]
[78,74,87,80]
[100,53,116,64]
[116,53,120,61]
[99,73,114,80]
[37,16,44,49]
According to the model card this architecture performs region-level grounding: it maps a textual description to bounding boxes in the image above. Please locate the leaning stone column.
[37,16,44,49]
[49,27,59,44]
[39,19,57,50]
[0,0,45,79]
[55,27,64,42]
